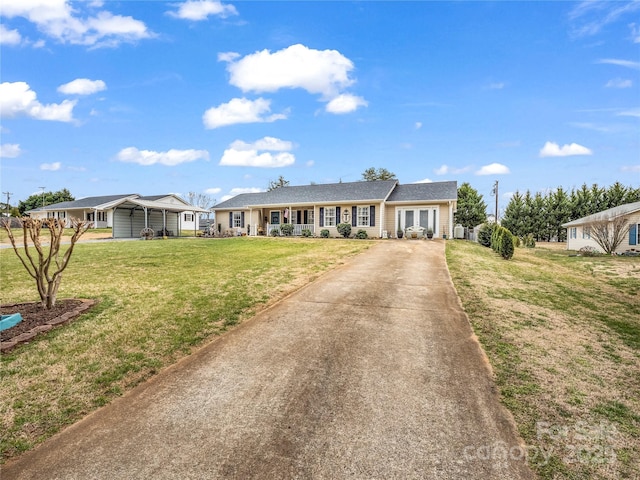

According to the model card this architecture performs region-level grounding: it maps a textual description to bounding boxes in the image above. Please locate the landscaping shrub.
[491,226,504,253]
[337,222,352,238]
[320,229,330,238]
[280,223,294,236]
[270,228,280,237]
[355,229,368,239]
[301,229,312,237]
[523,233,536,248]
[500,229,515,259]
[478,223,495,247]
[579,246,600,257]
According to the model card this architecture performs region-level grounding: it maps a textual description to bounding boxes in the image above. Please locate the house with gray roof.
[212,180,458,238]
[27,194,210,238]
[562,201,640,254]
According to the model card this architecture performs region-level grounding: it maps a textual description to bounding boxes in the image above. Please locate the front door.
[398,208,437,232]
[270,210,281,225]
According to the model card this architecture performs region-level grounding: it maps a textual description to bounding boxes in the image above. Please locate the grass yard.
[446,240,640,479]
[0,236,372,461]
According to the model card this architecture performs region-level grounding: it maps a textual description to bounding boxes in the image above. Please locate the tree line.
[501,182,640,242]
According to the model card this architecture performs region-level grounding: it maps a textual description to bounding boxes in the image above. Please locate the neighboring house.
[212,180,458,238]
[562,201,640,253]
[27,194,210,238]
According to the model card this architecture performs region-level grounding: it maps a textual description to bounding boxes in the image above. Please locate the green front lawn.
[0,237,372,460]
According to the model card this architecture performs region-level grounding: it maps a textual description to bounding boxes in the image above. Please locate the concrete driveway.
[3,240,534,479]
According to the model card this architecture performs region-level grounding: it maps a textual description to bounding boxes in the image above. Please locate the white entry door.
[398,208,438,233]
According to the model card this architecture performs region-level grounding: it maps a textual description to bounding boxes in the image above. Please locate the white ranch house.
[562,201,640,254]
[27,194,209,238]
[212,180,458,239]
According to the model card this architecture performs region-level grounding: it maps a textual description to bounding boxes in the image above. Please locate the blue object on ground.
[0,313,23,331]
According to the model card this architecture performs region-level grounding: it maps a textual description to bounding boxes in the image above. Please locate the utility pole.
[491,180,499,222]
[39,186,46,208]
[2,191,12,215]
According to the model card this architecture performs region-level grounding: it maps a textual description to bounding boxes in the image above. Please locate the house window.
[570,227,577,239]
[307,209,314,225]
[184,213,194,222]
[97,211,106,222]
[582,226,590,239]
[357,206,370,227]
[233,212,242,228]
[324,207,336,227]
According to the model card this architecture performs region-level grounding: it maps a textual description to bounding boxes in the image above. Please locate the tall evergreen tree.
[570,183,592,220]
[454,183,487,233]
[501,191,526,237]
[545,187,571,241]
[603,181,628,209]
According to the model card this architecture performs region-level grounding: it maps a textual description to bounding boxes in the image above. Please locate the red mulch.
[0,300,85,342]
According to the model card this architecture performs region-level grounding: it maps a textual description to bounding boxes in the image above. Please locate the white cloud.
[0,0,153,48]
[220,136,295,168]
[631,23,640,43]
[205,187,222,195]
[0,81,76,122]
[569,1,640,37]
[596,58,640,70]
[168,0,237,21]
[539,141,593,157]
[306,160,314,167]
[58,78,106,95]
[476,163,510,175]
[486,82,506,90]
[605,78,632,88]
[621,165,640,173]
[325,93,367,114]
[221,44,358,99]
[0,143,21,158]
[0,24,22,45]
[434,164,472,175]
[41,162,61,171]
[414,122,422,130]
[617,108,640,118]
[202,97,286,129]
[116,147,210,166]
[414,178,433,183]
[220,187,263,202]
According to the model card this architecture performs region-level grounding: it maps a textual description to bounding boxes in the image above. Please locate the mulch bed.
[1,299,97,352]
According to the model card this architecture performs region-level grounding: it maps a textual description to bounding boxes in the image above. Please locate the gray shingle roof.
[562,201,640,227]
[213,180,399,209]
[387,181,457,202]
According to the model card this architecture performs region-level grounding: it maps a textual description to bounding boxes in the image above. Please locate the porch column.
[163,209,167,235]
[448,201,454,239]
[379,202,384,238]
[143,207,148,228]
[94,208,98,228]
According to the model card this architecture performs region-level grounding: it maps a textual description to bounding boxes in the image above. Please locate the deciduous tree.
[18,188,74,215]
[2,217,90,309]
[361,167,397,181]
[586,214,630,255]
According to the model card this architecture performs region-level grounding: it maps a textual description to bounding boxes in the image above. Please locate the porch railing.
[266,224,315,236]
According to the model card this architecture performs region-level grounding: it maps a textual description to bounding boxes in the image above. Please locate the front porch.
[264,223,315,236]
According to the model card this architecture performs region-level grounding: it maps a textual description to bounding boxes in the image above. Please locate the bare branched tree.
[2,217,91,309]
[186,192,214,218]
[586,214,629,254]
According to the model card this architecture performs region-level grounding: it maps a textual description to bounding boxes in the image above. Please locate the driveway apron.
[3,240,534,480]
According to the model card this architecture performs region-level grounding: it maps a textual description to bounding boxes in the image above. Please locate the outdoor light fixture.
[343,210,349,223]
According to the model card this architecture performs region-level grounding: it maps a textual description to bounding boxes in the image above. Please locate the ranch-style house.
[212,180,458,239]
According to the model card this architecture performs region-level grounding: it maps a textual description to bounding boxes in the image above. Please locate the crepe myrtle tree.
[2,216,91,309]
[585,214,630,255]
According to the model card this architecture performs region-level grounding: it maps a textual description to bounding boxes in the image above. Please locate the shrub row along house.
[27,194,209,238]
[562,200,640,254]
[212,180,458,239]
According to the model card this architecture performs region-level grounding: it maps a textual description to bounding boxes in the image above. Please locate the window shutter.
[229,212,233,228]
[319,207,324,227]
[241,212,245,228]
[352,206,357,227]
[370,205,375,227]
[336,206,341,224]
[630,224,637,246]
[304,210,308,224]
[297,210,302,224]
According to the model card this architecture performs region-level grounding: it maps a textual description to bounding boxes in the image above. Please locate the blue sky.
[1,1,639,212]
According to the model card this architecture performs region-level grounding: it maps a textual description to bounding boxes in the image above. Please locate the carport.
[112,198,209,239]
